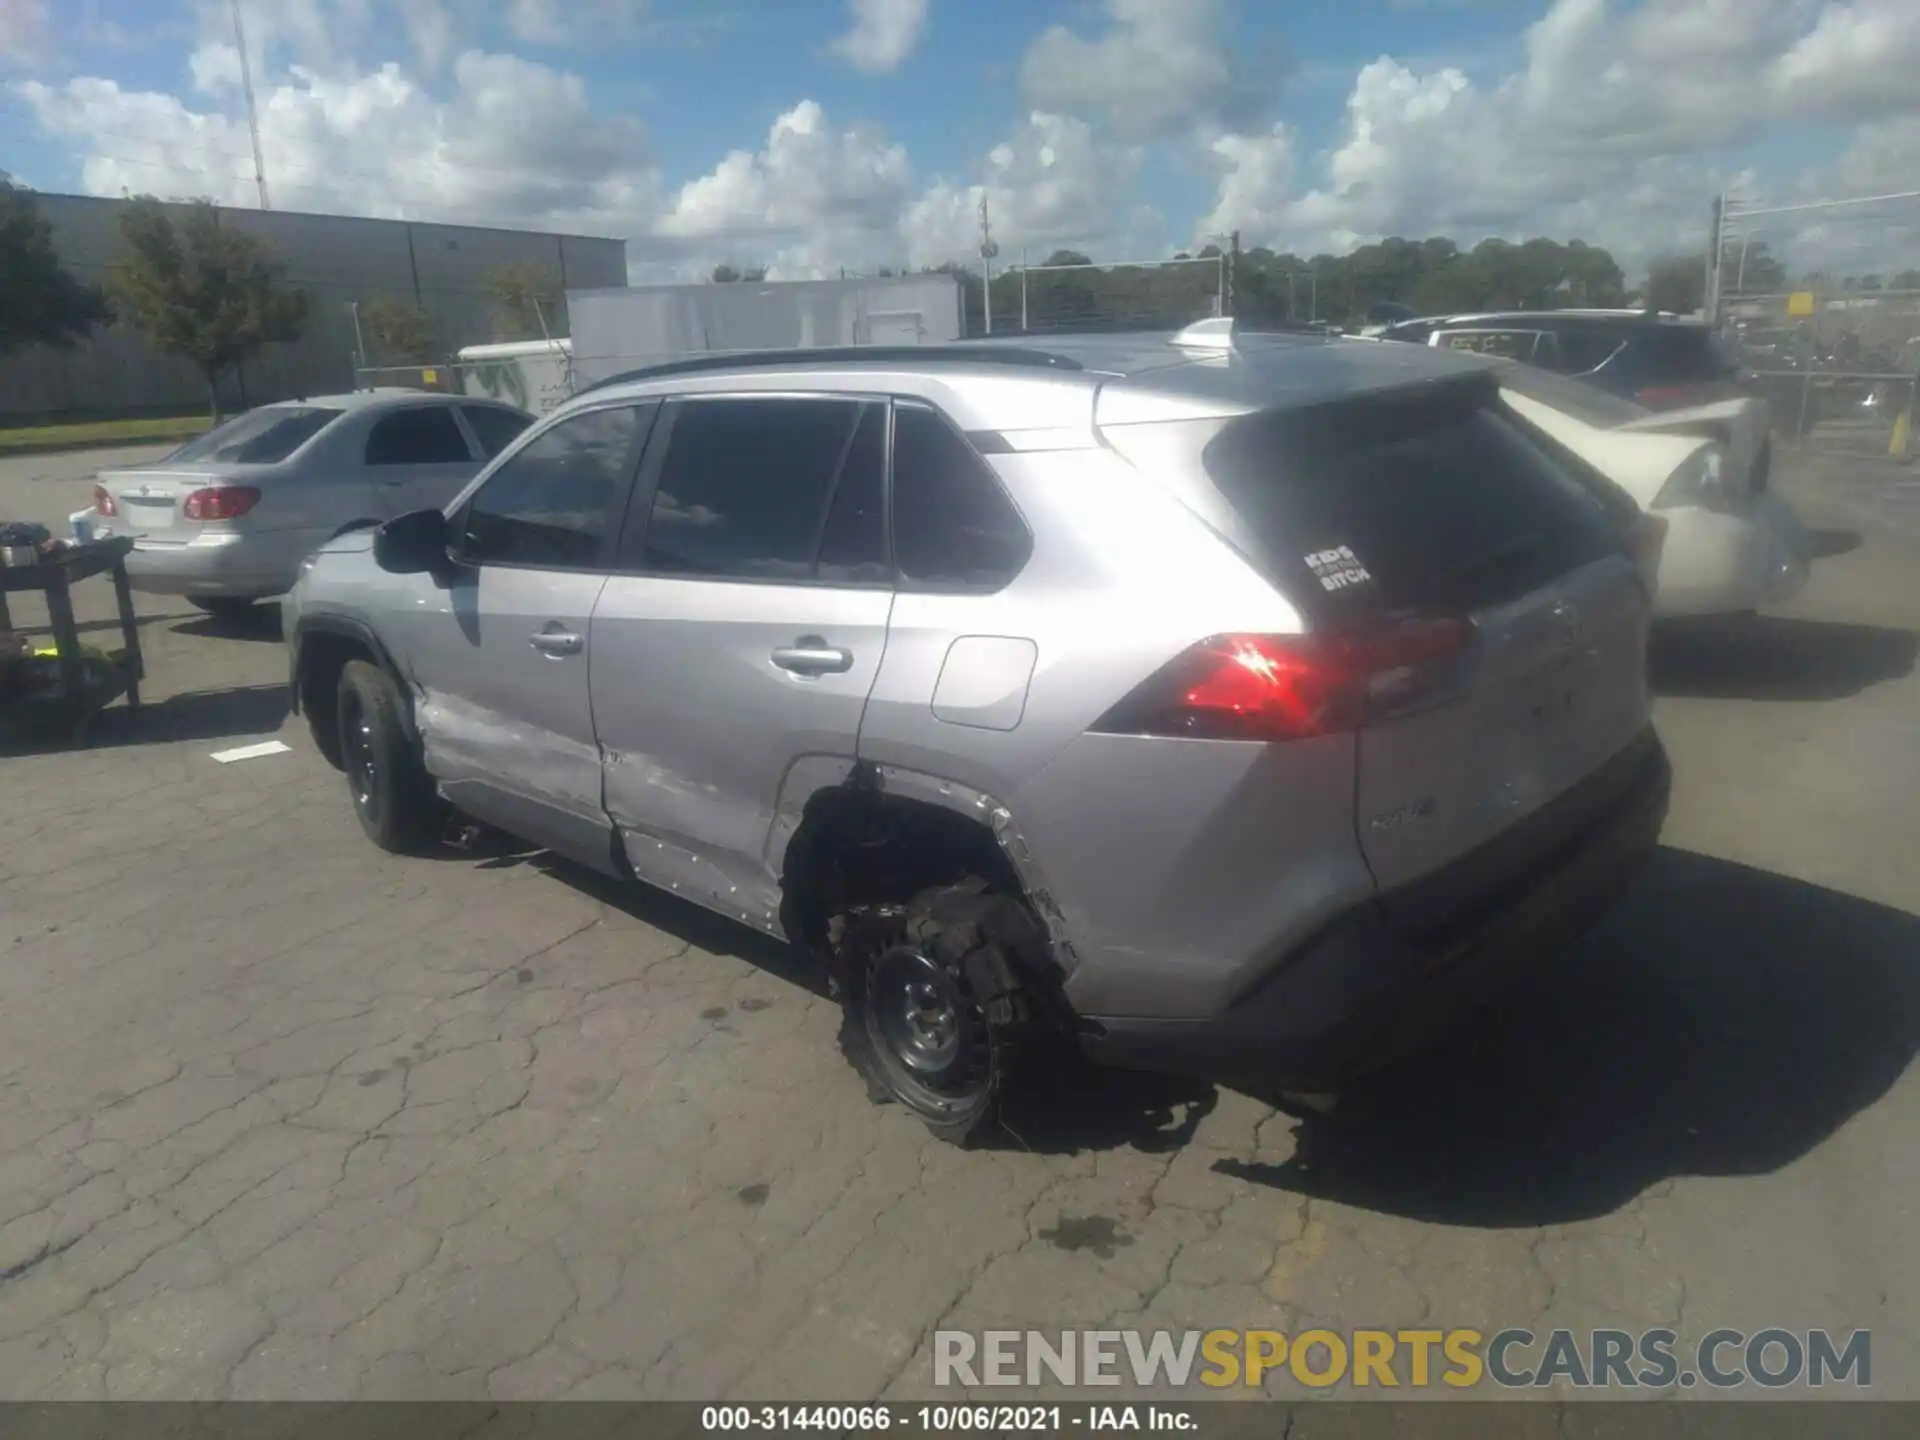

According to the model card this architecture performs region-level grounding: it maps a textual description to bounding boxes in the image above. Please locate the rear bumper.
[1651,504,1775,617]
[116,531,309,599]
[1076,729,1671,1088]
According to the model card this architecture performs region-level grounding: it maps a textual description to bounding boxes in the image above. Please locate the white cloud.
[902,111,1142,267]
[1770,0,1920,122]
[1199,0,1920,273]
[1194,123,1295,245]
[656,100,914,277]
[1020,0,1262,140]
[399,0,457,72]
[18,45,660,239]
[828,0,929,74]
[503,0,652,48]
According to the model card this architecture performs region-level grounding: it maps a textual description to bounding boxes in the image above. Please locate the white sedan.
[1494,362,1805,618]
[90,390,533,621]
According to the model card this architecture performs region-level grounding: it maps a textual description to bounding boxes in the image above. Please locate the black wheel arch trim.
[289,614,414,739]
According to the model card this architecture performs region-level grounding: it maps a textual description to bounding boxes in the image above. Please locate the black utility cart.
[0,535,144,745]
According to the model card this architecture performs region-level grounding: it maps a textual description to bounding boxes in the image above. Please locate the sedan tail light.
[1090,619,1472,742]
[183,486,261,522]
[92,483,118,518]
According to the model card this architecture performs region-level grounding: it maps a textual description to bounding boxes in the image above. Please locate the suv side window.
[628,396,886,583]
[457,404,648,570]
[365,406,473,465]
[891,402,1031,589]
[462,404,534,458]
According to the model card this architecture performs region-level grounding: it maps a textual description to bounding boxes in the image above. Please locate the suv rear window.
[1201,377,1622,623]
[169,406,341,464]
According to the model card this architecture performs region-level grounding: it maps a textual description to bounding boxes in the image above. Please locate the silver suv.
[285,324,1671,1142]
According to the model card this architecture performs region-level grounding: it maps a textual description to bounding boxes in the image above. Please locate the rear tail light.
[183,486,261,521]
[1091,619,1471,742]
[92,483,118,518]
[1651,443,1734,512]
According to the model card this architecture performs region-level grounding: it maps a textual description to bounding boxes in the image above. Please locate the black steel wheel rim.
[341,689,380,820]
[866,943,991,1107]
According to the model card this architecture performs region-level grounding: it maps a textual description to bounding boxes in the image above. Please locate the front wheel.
[836,881,1045,1146]
[336,659,440,853]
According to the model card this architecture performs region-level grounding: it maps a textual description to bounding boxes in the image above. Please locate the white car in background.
[1494,363,1805,618]
[91,390,533,621]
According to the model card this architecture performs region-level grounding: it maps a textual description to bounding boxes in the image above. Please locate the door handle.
[771,637,854,675]
[530,628,584,658]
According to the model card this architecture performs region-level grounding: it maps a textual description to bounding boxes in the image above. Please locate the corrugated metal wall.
[0,194,627,421]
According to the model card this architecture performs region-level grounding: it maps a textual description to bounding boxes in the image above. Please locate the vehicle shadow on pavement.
[1651,615,1917,702]
[100,684,291,747]
[993,1054,1220,1156]
[1213,846,1920,1226]
[519,851,829,993]
[170,602,284,642]
[3,683,291,753]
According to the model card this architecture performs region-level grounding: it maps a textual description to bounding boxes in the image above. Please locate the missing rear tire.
[834,880,1045,1146]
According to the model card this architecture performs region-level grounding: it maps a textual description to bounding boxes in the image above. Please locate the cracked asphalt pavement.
[1,445,1917,1401]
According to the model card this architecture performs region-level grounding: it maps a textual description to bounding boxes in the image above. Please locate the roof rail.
[574,344,1084,397]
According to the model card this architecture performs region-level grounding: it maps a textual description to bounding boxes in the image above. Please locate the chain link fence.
[1715,190,1920,461]
[988,255,1224,336]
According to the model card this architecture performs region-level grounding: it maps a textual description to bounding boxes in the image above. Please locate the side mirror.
[373,508,450,575]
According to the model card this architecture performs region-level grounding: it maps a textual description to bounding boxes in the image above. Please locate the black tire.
[336,659,439,853]
[190,596,258,622]
[835,880,1045,1146]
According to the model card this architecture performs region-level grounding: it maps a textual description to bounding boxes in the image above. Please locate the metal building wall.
[0,193,626,421]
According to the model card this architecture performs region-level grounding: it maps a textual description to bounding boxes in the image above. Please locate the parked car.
[1378,308,1774,468]
[285,325,1670,1142]
[1490,362,1804,617]
[91,391,534,619]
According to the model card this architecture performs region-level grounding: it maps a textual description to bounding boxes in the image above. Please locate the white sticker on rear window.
[1304,544,1373,592]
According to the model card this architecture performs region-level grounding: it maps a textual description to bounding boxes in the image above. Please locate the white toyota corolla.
[1491,362,1806,618]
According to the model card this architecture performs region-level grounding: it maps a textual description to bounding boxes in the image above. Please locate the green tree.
[1644,254,1706,315]
[108,197,311,420]
[358,294,436,364]
[483,261,564,339]
[710,263,767,283]
[0,174,109,355]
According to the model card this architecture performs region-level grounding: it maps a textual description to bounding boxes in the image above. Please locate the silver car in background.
[287,324,1671,1143]
[91,390,533,619]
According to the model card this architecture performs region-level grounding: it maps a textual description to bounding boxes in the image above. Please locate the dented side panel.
[590,576,893,928]
[401,566,611,839]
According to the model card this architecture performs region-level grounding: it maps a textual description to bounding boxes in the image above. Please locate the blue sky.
[5,0,1919,280]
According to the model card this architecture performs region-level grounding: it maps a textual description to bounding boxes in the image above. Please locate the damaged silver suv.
[285,321,1671,1143]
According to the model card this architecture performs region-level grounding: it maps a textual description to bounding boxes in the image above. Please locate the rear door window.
[891,402,1031,589]
[365,406,474,465]
[624,396,885,583]
[168,407,341,464]
[1201,378,1622,625]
